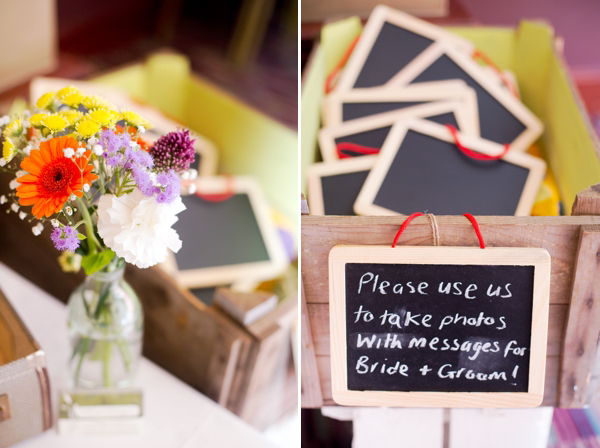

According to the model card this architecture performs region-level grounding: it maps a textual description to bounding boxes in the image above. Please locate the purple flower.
[51,225,80,252]
[149,129,195,173]
[155,170,180,204]
[132,166,159,197]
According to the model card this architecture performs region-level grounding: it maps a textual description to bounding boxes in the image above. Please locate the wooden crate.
[300,19,600,409]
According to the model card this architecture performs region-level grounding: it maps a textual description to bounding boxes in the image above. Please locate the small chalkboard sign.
[307,157,376,215]
[335,5,473,92]
[354,119,546,216]
[160,176,288,288]
[329,245,551,407]
[389,43,543,151]
[318,100,477,162]
[322,80,477,127]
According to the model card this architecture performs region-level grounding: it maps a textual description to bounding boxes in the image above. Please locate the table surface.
[0,262,280,448]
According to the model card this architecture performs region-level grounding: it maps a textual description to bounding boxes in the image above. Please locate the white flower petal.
[97,190,185,269]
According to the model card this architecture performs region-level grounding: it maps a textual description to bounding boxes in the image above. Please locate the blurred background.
[0,0,297,128]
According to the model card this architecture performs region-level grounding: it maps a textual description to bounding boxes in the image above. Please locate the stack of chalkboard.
[308,5,547,217]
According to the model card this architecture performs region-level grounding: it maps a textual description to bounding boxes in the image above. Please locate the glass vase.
[66,259,143,389]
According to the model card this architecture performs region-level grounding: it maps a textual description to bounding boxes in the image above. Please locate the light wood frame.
[160,176,288,288]
[387,43,544,151]
[334,4,473,92]
[307,156,377,216]
[322,80,478,128]
[329,245,551,407]
[318,100,478,163]
[354,119,546,217]
[29,76,218,175]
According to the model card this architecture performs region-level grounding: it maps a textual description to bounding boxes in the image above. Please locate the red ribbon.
[336,142,380,159]
[446,125,510,161]
[472,49,518,98]
[391,213,486,249]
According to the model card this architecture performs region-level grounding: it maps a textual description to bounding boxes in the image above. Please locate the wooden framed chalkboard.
[160,176,288,288]
[318,100,477,163]
[388,43,544,151]
[354,119,546,216]
[334,5,473,92]
[322,80,478,128]
[307,157,376,215]
[329,245,551,407]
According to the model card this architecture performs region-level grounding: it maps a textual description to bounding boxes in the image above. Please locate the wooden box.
[0,53,298,429]
[300,20,600,408]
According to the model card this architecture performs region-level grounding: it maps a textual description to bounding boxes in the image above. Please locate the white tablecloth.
[0,262,279,448]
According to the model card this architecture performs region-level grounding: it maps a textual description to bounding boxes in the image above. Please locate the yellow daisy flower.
[3,119,24,138]
[82,95,112,110]
[57,86,81,100]
[120,110,153,130]
[36,92,55,110]
[88,108,116,127]
[59,110,83,125]
[75,118,101,138]
[42,114,69,133]
[61,92,83,108]
[29,113,47,127]
[2,138,17,163]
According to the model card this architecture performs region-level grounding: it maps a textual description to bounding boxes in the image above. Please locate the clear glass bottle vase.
[66,258,143,389]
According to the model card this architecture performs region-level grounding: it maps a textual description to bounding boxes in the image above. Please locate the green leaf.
[77,233,86,240]
[81,249,116,276]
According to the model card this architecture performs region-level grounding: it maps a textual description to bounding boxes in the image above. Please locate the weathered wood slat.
[307,302,568,358]
[559,225,600,407]
[572,183,600,216]
[301,283,324,408]
[302,215,600,306]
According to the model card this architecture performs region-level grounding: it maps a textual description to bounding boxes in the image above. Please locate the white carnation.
[97,189,185,269]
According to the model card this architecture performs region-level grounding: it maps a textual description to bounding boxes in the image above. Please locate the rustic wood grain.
[572,183,600,216]
[559,225,600,407]
[302,215,600,306]
[301,283,324,408]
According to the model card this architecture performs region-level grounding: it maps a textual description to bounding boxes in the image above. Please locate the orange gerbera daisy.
[16,136,97,218]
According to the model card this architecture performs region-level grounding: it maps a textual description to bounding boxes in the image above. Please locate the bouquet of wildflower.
[0,86,197,388]
[0,86,199,272]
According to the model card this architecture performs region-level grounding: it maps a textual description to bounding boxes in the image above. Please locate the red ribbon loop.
[391,212,486,249]
[446,125,510,161]
[336,142,380,159]
[325,35,361,94]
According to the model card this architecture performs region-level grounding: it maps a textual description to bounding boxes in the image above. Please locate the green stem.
[76,197,96,255]
[116,338,132,372]
[103,342,112,387]
[73,337,91,387]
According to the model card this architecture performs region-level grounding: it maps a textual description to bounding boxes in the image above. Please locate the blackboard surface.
[173,194,270,270]
[321,170,370,215]
[191,286,217,305]
[410,54,526,144]
[345,262,534,392]
[343,101,425,122]
[334,113,459,156]
[373,130,529,215]
[354,22,433,88]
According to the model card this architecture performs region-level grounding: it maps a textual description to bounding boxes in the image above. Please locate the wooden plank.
[572,183,600,216]
[302,215,600,306]
[316,355,561,407]
[301,282,324,408]
[308,302,568,358]
[559,225,600,407]
[124,265,255,405]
